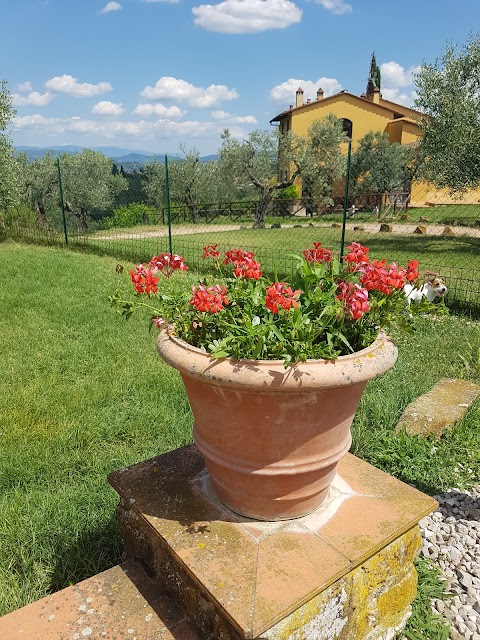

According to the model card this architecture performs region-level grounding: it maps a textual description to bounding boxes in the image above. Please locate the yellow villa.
[270,70,480,208]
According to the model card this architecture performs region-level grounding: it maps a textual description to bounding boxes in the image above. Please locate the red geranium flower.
[302,242,333,264]
[336,282,369,320]
[387,263,406,290]
[223,248,255,265]
[130,264,159,297]
[405,260,419,283]
[359,259,392,294]
[233,256,263,280]
[189,284,229,313]
[202,244,220,260]
[345,242,370,266]
[265,282,302,314]
[149,253,188,277]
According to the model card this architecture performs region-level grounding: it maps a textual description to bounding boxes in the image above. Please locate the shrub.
[105,203,157,229]
[274,184,300,200]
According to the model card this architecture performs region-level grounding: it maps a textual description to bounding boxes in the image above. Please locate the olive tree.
[143,149,227,221]
[218,119,346,228]
[60,150,128,229]
[289,115,347,214]
[21,154,58,225]
[414,33,480,193]
[218,129,298,228]
[0,79,21,212]
[350,132,411,213]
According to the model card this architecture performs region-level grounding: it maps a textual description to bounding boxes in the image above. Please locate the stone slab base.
[0,560,200,640]
[109,445,438,640]
[395,378,480,439]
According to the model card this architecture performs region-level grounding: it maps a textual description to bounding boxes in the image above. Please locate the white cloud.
[92,101,125,116]
[133,103,185,118]
[16,81,33,93]
[192,0,302,34]
[45,74,112,98]
[140,77,239,108]
[12,113,216,140]
[381,87,417,108]
[316,0,352,14]
[99,2,122,13]
[12,91,54,106]
[211,110,257,124]
[270,77,343,103]
[380,62,421,88]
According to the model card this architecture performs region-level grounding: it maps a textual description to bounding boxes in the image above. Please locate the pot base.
[209,468,334,521]
[109,444,438,640]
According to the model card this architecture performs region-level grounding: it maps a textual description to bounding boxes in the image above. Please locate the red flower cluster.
[233,255,263,280]
[345,242,370,266]
[130,264,159,297]
[302,242,333,264]
[406,260,419,283]
[217,247,263,280]
[336,282,369,320]
[149,253,188,277]
[189,284,229,313]
[359,259,407,295]
[265,282,302,314]
[223,248,255,265]
[202,244,220,260]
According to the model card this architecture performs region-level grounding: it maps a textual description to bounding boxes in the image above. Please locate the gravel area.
[418,485,480,639]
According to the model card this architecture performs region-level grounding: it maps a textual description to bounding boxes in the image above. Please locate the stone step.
[395,378,480,439]
[0,560,200,640]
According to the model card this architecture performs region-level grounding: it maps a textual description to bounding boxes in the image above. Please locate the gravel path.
[93,222,480,242]
[418,485,480,639]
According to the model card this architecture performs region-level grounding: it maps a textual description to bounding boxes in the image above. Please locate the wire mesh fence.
[5,155,480,312]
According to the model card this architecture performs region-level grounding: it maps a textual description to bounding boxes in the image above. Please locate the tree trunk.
[79,208,89,231]
[36,202,48,227]
[253,188,273,229]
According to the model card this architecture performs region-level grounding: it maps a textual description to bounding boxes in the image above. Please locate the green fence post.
[340,139,352,263]
[56,158,68,245]
[165,155,173,255]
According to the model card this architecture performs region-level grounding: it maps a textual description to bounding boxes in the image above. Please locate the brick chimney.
[372,87,380,104]
[296,87,304,108]
[316,87,324,101]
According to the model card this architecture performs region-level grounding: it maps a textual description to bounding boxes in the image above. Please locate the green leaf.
[252,336,265,358]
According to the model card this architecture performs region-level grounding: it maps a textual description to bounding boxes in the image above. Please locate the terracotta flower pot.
[157,331,398,521]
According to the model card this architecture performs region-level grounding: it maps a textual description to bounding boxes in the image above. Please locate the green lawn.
[0,241,479,626]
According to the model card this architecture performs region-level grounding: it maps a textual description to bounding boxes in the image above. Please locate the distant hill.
[14,145,217,164]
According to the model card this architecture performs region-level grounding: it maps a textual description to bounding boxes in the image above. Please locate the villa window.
[342,118,353,139]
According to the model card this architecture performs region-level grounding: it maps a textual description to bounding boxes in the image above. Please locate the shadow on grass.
[48,513,123,594]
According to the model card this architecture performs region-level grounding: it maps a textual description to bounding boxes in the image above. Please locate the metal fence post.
[165,155,173,255]
[56,158,68,245]
[340,139,352,263]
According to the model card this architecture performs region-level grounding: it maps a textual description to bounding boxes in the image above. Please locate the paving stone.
[0,561,200,640]
[394,378,480,439]
[414,225,427,234]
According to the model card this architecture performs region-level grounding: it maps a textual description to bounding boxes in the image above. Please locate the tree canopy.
[414,33,480,193]
[350,132,410,196]
[0,79,21,211]
[59,150,128,229]
[288,114,346,213]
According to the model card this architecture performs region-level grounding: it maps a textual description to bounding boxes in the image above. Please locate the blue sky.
[2,0,479,155]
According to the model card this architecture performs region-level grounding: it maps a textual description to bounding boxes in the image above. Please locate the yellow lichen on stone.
[262,527,422,640]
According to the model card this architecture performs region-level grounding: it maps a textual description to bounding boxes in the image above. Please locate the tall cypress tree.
[366,53,381,95]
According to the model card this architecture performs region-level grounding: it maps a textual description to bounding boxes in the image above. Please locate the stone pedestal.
[109,445,437,640]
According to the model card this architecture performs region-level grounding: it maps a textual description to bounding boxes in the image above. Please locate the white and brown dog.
[404,273,447,304]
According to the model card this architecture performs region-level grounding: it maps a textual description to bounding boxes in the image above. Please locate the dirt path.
[93,222,480,241]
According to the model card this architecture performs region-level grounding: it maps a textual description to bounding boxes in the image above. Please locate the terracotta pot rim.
[157,329,398,391]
